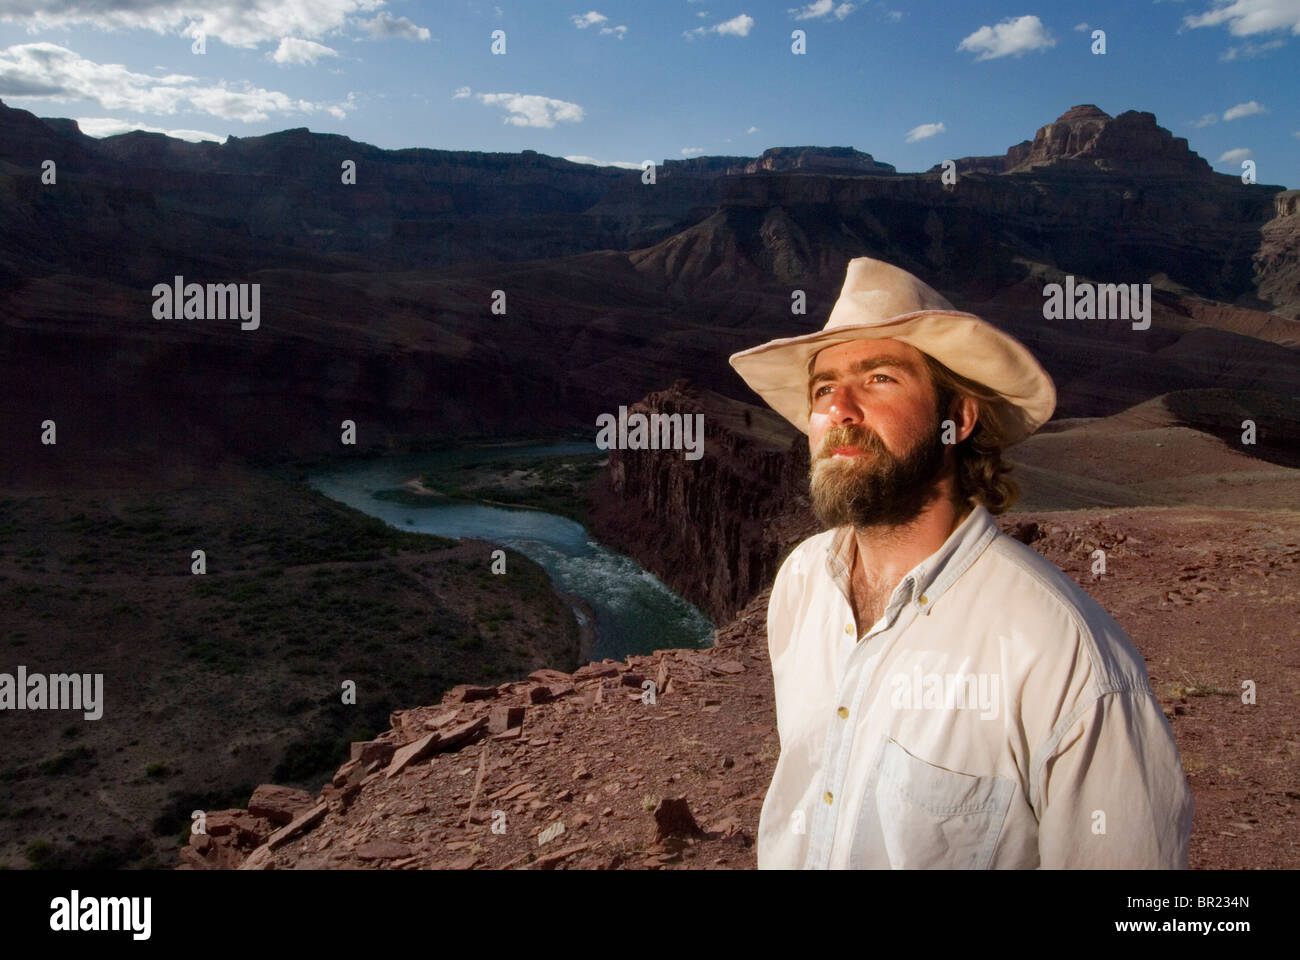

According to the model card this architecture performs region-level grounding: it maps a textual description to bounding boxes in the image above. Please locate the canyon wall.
[588,382,816,625]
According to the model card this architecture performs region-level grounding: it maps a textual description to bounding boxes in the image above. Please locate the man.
[728,257,1193,869]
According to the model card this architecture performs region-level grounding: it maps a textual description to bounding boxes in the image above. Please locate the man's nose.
[827,388,864,424]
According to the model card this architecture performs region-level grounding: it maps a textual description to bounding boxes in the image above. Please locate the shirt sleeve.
[1034,686,1194,869]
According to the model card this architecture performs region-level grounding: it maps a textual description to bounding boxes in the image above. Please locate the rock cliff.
[588,382,815,624]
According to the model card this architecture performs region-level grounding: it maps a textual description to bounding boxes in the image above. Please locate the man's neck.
[846,495,970,631]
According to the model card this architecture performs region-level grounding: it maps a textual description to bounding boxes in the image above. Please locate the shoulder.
[972,531,1150,694]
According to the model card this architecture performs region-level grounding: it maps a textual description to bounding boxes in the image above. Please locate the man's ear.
[950,395,978,444]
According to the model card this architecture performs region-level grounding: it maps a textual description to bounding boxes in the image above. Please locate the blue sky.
[0,1,1296,186]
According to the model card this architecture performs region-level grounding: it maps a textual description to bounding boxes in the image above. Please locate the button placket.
[807,610,887,868]
[813,598,930,869]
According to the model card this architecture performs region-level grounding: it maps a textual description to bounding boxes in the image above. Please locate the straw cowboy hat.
[728,257,1056,445]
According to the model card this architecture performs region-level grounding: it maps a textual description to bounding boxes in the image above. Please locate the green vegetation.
[402,451,606,525]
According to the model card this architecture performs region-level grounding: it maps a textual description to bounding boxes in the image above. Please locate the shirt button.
[918,594,929,606]
[844,623,854,635]
[837,707,849,719]
[823,791,834,805]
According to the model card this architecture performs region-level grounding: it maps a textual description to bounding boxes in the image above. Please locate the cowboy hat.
[727,257,1056,444]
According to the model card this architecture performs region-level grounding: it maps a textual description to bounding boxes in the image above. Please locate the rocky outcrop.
[930,106,1214,179]
[1007,105,1212,177]
[663,146,896,178]
[180,644,778,871]
[588,381,815,624]
[1256,189,1300,318]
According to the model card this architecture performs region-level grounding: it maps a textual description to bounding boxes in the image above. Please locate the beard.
[808,416,947,530]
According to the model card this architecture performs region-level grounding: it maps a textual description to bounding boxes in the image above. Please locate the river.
[306,442,715,662]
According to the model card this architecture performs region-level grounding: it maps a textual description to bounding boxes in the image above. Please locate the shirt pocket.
[868,737,1014,870]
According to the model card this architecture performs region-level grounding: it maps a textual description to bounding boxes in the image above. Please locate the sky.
[0,0,1296,186]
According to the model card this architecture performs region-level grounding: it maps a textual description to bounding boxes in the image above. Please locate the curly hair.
[921,352,1021,515]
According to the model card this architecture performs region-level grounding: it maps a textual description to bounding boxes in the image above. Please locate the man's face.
[807,338,950,529]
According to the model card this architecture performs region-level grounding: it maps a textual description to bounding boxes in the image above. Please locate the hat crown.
[825,258,955,330]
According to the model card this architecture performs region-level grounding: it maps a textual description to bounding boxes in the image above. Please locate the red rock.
[331,759,363,788]
[178,846,209,870]
[620,673,645,688]
[248,785,316,826]
[349,740,396,765]
[488,781,533,802]
[705,815,742,839]
[653,796,704,840]
[355,840,413,860]
[529,669,572,683]
[714,661,745,674]
[573,662,619,681]
[437,715,488,752]
[531,842,591,870]
[265,801,328,850]
[488,705,525,733]
[204,809,273,847]
[528,684,553,704]
[385,732,440,778]
[445,684,497,704]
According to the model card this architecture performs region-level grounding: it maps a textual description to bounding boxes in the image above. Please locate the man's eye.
[869,374,894,384]
[814,384,833,398]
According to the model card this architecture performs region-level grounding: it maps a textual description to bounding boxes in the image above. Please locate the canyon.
[0,100,1297,869]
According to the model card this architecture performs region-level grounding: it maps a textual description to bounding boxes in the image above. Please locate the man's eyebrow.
[808,356,918,389]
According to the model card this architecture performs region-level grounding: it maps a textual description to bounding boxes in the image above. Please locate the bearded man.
[728,257,1193,869]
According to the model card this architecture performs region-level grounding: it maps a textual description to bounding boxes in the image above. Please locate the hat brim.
[728,309,1056,444]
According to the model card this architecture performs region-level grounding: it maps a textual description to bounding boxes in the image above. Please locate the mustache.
[814,424,887,461]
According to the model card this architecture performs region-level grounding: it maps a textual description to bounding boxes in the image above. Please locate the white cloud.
[564,154,642,169]
[789,1,856,20]
[74,116,225,142]
[359,11,430,41]
[270,37,339,65]
[1220,37,1286,58]
[0,42,353,122]
[717,13,755,35]
[904,121,945,142]
[681,146,705,156]
[1223,99,1268,120]
[1217,147,1253,163]
[957,15,1056,61]
[746,125,759,133]
[1074,22,1090,31]
[685,13,755,38]
[571,11,626,38]
[1183,0,1300,37]
[475,92,584,128]
[0,0,386,49]
[1193,112,1219,127]
[452,85,472,99]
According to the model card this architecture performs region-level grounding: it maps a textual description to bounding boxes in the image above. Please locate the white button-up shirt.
[757,505,1194,869]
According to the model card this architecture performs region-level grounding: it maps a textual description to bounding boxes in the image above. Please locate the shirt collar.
[826,504,1000,614]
